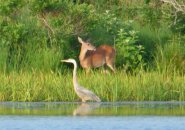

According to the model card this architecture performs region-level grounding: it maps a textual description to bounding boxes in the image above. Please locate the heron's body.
[61,59,101,102]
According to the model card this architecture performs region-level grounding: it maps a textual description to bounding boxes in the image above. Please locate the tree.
[160,0,185,25]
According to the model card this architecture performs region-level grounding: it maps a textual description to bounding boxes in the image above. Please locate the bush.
[0,3,64,71]
[116,23,145,72]
[0,0,184,73]
[92,10,144,72]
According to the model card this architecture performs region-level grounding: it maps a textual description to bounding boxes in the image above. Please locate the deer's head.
[78,37,96,51]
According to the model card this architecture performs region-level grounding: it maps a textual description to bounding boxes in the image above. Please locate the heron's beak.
[61,60,67,62]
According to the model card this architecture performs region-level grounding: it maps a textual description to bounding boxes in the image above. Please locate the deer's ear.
[78,37,84,44]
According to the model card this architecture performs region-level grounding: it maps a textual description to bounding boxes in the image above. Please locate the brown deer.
[78,37,116,73]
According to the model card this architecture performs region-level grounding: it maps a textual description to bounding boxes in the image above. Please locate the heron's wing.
[77,86,97,97]
[76,86,101,102]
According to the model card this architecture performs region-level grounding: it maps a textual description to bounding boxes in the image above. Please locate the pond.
[0,102,185,130]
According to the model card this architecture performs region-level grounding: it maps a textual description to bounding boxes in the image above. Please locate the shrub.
[87,10,145,71]
[116,24,145,72]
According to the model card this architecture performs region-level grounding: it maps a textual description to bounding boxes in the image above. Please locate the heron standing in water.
[61,59,101,102]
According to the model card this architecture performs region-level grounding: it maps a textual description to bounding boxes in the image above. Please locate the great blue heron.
[61,59,101,102]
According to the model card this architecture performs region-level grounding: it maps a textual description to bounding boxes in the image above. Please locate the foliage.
[160,0,185,33]
[116,27,145,71]
[0,0,184,74]
[154,36,185,73]
[0,0,24,16]
[0,0,185,102]
[0,0,98,71]
[88,10,145,71]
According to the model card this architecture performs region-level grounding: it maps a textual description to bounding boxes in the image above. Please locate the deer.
[78,37,116,73]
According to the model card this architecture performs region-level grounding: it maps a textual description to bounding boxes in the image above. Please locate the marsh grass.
[0,70,184,102]
[154,37,185,74]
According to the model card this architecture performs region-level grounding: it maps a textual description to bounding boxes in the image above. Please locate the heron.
[61,58,101,102]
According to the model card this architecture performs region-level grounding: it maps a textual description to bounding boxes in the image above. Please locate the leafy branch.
[161,0,185,25]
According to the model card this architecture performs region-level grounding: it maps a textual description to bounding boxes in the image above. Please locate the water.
[0,102,185,130]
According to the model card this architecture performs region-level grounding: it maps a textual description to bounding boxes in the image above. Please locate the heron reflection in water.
[73,103,101,116]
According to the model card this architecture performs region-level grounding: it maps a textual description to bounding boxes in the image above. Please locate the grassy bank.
[0,1,185,102]
[0,70,184,102]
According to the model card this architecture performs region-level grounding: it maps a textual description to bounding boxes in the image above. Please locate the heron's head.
[61,58,76,64]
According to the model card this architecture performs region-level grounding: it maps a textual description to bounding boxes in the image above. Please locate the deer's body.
[78,37,116,72]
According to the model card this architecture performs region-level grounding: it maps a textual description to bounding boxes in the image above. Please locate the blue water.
[1,102,185,130]
[0,116,185,130]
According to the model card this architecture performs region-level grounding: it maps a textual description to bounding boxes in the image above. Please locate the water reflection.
[0,102,185,116]
[73,103,101,116]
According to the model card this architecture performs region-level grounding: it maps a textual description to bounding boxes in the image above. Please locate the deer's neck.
[79,47,88,62]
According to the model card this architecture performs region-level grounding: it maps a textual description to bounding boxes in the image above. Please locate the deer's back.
[97,45,115,56]
[87,45,115,67]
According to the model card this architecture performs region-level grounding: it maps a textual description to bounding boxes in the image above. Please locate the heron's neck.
[72,61,78,88]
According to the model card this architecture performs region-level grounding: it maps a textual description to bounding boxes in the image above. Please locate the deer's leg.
[107,62,116,73]
[101,64,108,74]
[85,68,91,74]
[106,56,116,73]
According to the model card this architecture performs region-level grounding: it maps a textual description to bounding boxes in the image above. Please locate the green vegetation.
[0,0,185,101]
[0,70,185,101]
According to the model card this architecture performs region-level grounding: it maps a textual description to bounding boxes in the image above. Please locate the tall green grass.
[134,23,173,62]
[0,70,184,102]
[154,36,185,74]
[0,47,7,72]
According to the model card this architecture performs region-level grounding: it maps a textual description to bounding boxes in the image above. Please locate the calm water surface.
[0,102,185,130]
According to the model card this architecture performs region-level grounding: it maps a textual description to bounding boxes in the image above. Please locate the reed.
[0,70,184,102]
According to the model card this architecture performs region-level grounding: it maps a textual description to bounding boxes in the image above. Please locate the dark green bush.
[0,0,184,73]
